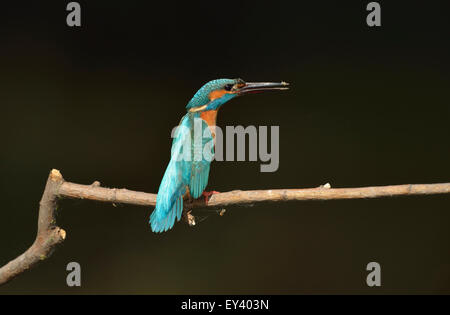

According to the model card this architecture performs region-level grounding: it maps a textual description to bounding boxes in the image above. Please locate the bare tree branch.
[0,169,449,286]
[0,170,66,286]
[58,180,450,208]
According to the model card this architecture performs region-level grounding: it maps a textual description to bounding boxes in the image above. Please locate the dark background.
[0,0,449,294]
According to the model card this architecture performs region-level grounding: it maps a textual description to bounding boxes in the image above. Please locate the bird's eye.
[224,84,234,91]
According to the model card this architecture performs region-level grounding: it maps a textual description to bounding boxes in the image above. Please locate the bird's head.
[186,78,289,112]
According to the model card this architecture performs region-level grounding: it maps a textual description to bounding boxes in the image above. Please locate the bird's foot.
[202,191,220,205]
[186,211,196,226]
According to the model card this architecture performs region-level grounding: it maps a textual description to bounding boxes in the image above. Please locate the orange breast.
[200,110,218,139]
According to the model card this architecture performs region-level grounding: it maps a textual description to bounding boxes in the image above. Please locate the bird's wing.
[150,115,192,233]
[189,117,214,199]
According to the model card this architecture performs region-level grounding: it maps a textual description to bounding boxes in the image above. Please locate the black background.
[0,0,449,294]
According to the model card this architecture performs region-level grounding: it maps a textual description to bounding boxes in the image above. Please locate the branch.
[0,169,449,286]
[57,180,450,208]
[0,170,66,286]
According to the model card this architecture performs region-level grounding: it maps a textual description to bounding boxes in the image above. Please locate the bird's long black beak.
[237,81,290,96]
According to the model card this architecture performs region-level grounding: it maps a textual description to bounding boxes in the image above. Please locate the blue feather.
[150,114,192,233]
[149,112,214,232]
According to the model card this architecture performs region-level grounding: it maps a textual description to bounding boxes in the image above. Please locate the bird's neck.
[200,109,219,139]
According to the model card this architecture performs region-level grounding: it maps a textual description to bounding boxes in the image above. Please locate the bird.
[149,78,289,233]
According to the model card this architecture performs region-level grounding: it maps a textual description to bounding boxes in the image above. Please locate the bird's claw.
[187,211,196,226]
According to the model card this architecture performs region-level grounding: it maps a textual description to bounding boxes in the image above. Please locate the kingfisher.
[150,78,289,233]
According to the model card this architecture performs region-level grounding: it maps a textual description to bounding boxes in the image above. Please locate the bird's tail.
[149,196,183,233]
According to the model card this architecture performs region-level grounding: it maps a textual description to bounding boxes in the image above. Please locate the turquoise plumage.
[150,112,213,232]
[150,78,289,233]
